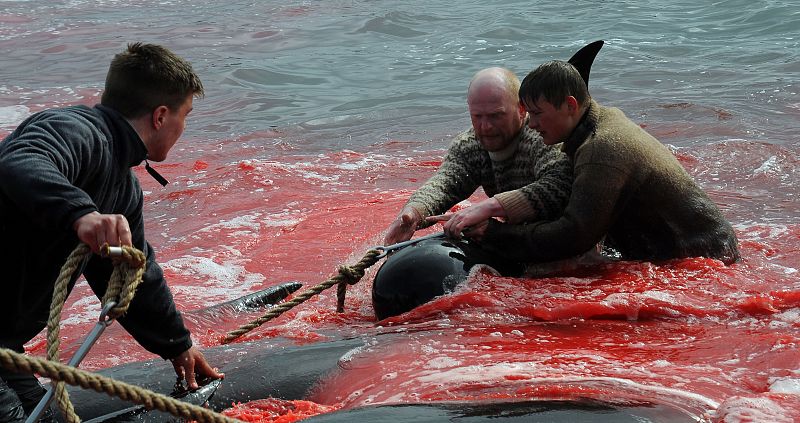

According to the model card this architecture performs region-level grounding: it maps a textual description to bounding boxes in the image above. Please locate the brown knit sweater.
[481,100,740,264]
[406,124,572,225]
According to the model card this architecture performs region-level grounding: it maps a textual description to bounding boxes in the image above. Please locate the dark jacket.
[481,100,739,265]
[0,104,191,359]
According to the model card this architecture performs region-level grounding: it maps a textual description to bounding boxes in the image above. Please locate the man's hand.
[383,207,422,245]
[73,211,133,254]
[427,213,490,241]
[170,346,224,390]
[426,197,503,240]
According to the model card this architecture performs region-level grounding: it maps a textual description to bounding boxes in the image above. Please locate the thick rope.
[46,244,91,423]
[46,243,146,423]
[46,244,92,364]
[222,249,381,344]
[99,244,147,319]
[0,348,241,423]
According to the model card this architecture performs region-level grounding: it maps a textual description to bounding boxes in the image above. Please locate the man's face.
[467,85,525,152]
[149,95,193,162]
[524,95,574,146]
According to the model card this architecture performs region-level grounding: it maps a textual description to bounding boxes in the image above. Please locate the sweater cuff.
[405,202,428,218]
[404,202,432,229]
[494,191,536,224]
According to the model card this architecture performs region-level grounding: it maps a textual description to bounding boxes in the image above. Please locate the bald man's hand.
[384,206,422,245]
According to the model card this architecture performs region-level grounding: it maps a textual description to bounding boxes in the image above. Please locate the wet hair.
[101,42,203,119]
[519,60,589,109]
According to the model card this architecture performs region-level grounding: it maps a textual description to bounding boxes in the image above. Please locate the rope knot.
[117,248,146,269]
[337,265,363,285]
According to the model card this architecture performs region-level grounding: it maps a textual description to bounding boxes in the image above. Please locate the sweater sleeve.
[0,112,100,230]
[494,143,572,224]
[405,132,483,221]
[481,160,628,262]
[82,188,191,360]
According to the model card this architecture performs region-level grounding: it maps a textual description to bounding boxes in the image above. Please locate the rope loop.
[15,241,263,422]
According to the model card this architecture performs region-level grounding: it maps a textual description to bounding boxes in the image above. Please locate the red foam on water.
[221,398,338,423]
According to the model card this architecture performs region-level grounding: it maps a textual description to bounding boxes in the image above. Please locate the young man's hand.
[426,197,503,240]
[170,346,225,390]
[73,211,133,254]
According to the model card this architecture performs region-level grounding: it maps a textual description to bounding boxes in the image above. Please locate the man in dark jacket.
[0,43,223,421]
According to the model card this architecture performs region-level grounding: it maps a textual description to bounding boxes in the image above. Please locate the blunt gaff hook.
[26,301,118,423]
[373,231,445,258]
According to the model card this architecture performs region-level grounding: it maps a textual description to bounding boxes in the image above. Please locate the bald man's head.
[466,68,526,152]
[468,67,520,103]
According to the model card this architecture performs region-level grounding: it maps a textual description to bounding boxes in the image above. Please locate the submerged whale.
[67,336,363,422]
[302,400,699,422]
[55,267,698,423]
[62,329,699,423]
[52,281,351,422]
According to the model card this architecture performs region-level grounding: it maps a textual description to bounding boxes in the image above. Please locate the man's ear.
[516,101,526,119]
[565,96,579,115]
[151,105,169,130]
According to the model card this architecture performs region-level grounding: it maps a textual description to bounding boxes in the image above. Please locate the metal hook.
[97,301,117,326]
[26,301,118,423]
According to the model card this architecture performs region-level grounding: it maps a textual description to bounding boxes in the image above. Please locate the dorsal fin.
[567,40,604,87]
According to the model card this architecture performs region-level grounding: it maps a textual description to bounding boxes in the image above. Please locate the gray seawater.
[0,0,798,152]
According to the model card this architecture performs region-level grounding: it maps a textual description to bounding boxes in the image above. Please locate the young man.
[466,45,740,265]
[383,67,572,246]
[0,43,223,421]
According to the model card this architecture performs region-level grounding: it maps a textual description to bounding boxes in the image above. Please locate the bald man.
[383,67,572,246]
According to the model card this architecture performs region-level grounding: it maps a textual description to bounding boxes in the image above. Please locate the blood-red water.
[222,398,337,422]
[12,136,795,422]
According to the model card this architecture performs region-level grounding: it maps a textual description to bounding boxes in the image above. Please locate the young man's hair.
[519,60,589,109]
[101,43,203,119]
